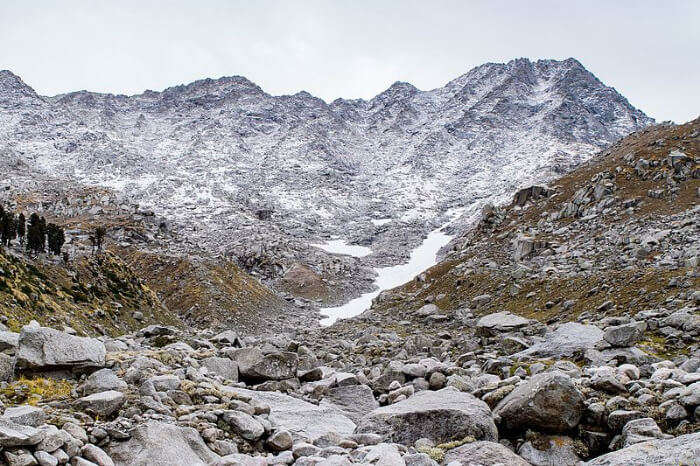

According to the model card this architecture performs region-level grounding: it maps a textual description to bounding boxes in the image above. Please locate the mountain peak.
[0,69,40,103]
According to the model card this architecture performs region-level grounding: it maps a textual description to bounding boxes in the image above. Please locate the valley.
[0,59,697,466]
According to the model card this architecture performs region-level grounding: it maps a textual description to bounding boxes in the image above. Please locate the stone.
[222,411,264,441]
[0,353,14,382]
[267,429,293,451]
[607,410,643,432]
[603,322,646,347]
[354,387,497,445]
[211,454,266,466]
[363,443,403,464]
[0,330,20,351]
[620,418,670,447]
[201,357,239,381]
[106,421,219,466]
[514,323,604,359]
[82,369,127,395]
[4,448,38,466]
[0,419,44,447]
[2,405,46,427]
[518,435,581,466]
[81,444,115,466]
[323,384,379,424]
[443,441,530,465]
[222,387,355,440]
[147,374,181,391]
[584,432,700,465]
[494,371,585,433]
[16,325,105,371]
[34,450,58,466]
[74,391,125,417]
[230,348,298,382]
[477,311,532,334]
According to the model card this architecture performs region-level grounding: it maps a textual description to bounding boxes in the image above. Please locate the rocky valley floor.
[0,120,696,465]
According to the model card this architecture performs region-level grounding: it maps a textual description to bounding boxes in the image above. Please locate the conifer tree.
[17,213,25,245]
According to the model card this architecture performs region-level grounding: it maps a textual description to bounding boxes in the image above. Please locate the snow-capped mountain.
[0,58,652,272]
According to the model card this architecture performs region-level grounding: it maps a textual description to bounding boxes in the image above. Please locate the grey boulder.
[75,390,125,417]
[494,371,585,433]
[584,432,700,465]
[443,441,529,465]
[230,348,298,382]
[514,322,604,359]
[354,387,497,445]
[16,324,105,371]
[322,384,379,424]
[83,369,127,395]
[107,420,220,466]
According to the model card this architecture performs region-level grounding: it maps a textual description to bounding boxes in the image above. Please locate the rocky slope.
[0,122,695,465]
[0,58,653,306]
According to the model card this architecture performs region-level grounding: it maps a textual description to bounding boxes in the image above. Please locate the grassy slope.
[0,249,182,336]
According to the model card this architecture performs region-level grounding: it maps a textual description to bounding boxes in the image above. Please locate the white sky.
[1,0,697,122]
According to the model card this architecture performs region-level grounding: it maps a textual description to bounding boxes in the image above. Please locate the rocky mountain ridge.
[0,59,653,307]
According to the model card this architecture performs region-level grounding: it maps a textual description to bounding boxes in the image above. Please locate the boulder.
[477,311,532,334]
[201,357,239,381]
[322,384,379,424]
[75,390,125,417]
[106,420,219,466]
[82,369,127,395]
[0,353,14,382]
[354,387,497,445]
[603,322,646,347]
[514,323,604,359]
[518,435,581,466]
[584,432,700,465]
[16,324,105,371]
[230,348,298,382]
[443,441,529,465]
[0,331,19,351]
[221,387,355,441]
[494,371,585,433]
[1,405,46,427]
[0,419,44,447]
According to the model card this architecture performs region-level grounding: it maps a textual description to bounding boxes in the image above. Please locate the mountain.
[0,58,653,306]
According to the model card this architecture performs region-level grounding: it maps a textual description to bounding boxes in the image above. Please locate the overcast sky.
[1,0,697,122]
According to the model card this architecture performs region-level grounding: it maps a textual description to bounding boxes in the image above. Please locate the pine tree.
[27,213,45,254]
[47,223,65,255]
[17,213,25,245]
[1,211,15,246]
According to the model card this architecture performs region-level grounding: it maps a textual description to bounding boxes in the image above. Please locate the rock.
[201,357,239,381]
[494,371,585,433]
[1,406,46,427]
[477,311,532,334]
[211,454,266,466]
[267,429,293,451]
[443,441,530,465]
[0,330,20,351]
[222,387,355,440]
[603,322,646,347]
[323,384,379,424]
[106,420,219,466]
[82,369,127,395]
[81,444,115,466]
[4,448,38,466]
[222,411,264,441]
[210,330,242,347]
[0,419,44,447]
[34,450,58,466]
[518,435,581,466]
[620,418,671,447]
[16,325,106,371]
[514,323,604,359]
[354,387,497,445]
[230,348,298,382]
[584,432,700,465]
[0,353,14,382]
[363,443,404,464]
[147,374,181,391]
[74,391,125,417]
[404,452,438,466]
[607,410,643,432]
